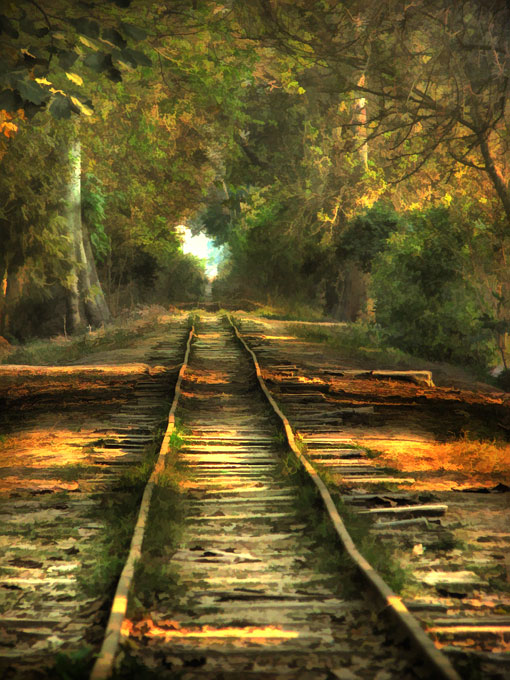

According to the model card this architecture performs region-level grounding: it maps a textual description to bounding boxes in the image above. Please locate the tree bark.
[81,223,112,326]
[64,138,86,334]
[0,268,8,336]
[64,138,111,332]
[477,131,510,231]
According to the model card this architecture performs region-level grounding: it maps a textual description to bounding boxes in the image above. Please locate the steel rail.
[228,313,462,680]
[89,321,195,680]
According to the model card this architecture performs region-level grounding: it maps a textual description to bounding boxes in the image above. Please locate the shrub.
[370,207,495,367]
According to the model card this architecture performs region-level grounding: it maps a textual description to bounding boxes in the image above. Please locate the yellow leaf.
[66,72,83,86]
[49,87,66,96]
[71,96,93,116]
[35,77,52,86]
[297,86,306,95]
[79,36,97,50]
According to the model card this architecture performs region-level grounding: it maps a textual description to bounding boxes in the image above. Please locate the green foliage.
[337,203,401,273]
[371,207,495,367]
[51,646,93,680]
[0,1,153,119]
[0,118,74,287]
[82,173,109,263]
[3,0,510,359]
[212,185,332,307]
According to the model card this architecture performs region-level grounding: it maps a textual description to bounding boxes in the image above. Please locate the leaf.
[120,21,147,42]
[49,94,72,119]
[0,88,23,112]
[101,27,127,49]
[20,19,48,38]
[69,17,100,40]
[83,52,109,72]
[70,96,93,116]
[16,79,50,105]
[58,50,79,70]
[120,47,151,68]
[66,72,83,86]
[79,36,97,50]
[22,102,43,119]
[69,91,93,109]
[106,67,122,83]
[0,14,19,39]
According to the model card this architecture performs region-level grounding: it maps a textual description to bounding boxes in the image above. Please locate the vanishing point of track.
[90,313,461,680]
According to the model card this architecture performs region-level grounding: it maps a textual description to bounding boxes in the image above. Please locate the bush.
[370,207,495,367]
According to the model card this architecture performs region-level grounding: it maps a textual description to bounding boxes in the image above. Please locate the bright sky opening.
[178,226,223,278]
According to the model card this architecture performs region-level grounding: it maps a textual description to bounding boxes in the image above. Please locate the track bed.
[116,315,433,679]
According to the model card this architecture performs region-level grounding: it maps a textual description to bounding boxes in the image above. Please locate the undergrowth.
[277,443,409,594]
[250,301,326,322]
[286,322,424,371]
[128,424,188,615]
[76,433,162,599]
[1,306,177,366]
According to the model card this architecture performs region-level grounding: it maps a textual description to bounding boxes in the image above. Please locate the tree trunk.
[337,263,367,321]
[2,267,26,337]
[81,223,112,326]
[0,268,8,336]
[64,139,86,334]
[354,74,368,170]
[64,138,111,332]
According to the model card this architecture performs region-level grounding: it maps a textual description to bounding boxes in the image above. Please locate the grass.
[1,306,177,366]
[128,424,188,615]
[49,646,95,680]
[276,441,409,594]
[249,301,327,322]
[357,433,510,484]
[75,418,183,600]
[285,321,425,370]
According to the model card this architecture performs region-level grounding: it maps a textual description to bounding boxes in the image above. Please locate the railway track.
[234,315,510,680]
[3,311,504,679]
[92,313,460,679]
[0,317,189,679]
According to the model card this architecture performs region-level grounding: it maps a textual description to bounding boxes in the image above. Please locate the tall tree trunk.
[2,267,25,337]
[0,267,9,336]
[64,138,86,334]
[64,138,111,332]
[354,74,368,170]
[337,263,367,321]
[81,223,112,326]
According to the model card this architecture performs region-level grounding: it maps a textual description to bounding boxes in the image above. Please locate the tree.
[63,136,111,332]
[371,207,494,366]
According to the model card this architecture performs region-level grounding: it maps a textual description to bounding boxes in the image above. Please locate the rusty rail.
[89,321,195,680]
[228,313,462,680]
